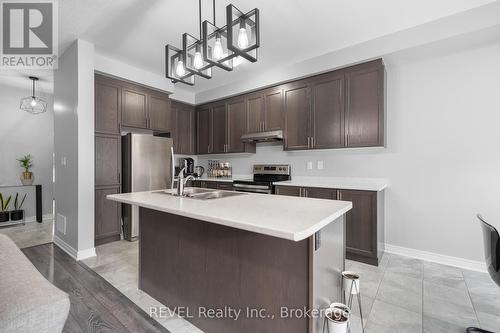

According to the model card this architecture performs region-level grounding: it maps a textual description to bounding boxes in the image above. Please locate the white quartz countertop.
[274,177,389,191]
[107,189,352,242]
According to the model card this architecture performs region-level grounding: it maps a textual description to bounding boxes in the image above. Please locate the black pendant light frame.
[165,0,260,86]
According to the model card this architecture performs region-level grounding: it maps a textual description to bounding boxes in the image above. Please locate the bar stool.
[342,271,364,333]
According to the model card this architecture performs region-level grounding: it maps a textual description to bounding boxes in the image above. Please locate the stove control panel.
[253,164,291,175]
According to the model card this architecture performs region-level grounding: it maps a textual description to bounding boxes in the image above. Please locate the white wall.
[53,39,95,259]
[198,41,500,263]
[0,83,54,219]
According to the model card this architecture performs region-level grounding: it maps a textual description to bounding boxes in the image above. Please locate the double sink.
[155,187,246,200]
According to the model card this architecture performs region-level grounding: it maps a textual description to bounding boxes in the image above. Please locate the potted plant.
[0,193,12,223]
[17,154,34,185]
[325,303,350,333]
[10,193,27,221]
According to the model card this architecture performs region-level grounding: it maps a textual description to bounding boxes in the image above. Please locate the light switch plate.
[307,161,313,170]
[61,157,67,166]
[317,161,324,170]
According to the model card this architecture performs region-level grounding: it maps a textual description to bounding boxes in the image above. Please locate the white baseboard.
[24,213,54,223]
[384,243,487,273]
[53,235,96,261]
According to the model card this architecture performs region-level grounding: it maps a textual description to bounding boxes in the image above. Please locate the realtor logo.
[1,0,58,69]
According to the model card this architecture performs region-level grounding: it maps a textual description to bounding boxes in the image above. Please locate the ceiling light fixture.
[166,0,260,85]
[20,76,47,114]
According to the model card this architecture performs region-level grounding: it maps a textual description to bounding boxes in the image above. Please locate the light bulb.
[213,37,224,60]
[193,51,203,69]
[30,98,37,107]
[175,60,185,77]
[237,27,249,49]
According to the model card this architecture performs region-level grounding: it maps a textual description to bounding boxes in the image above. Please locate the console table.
[0,184,42,223]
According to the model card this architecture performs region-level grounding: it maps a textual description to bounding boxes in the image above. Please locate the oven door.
[233,183,272,194]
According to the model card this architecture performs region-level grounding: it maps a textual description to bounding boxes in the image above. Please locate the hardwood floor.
[22,243,169,333]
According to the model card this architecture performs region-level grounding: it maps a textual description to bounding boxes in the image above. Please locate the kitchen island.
[108,188,352,333]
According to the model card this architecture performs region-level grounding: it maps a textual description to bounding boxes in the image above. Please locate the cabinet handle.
[307,137,310,148]
[311,137,314,148]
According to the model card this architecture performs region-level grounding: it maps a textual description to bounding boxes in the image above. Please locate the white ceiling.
[58,0,494,94]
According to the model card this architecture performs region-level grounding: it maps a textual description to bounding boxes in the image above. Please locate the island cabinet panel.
[311,73,345,149]
[283,81,311,150]
[139,209,313,333]
[345,61,385,148]
[226,97,247,153]
[264,87,283,131]
[149,93,172,132]
[211,103,227,154]
[246,92,264,133]
[95,77,121,135]
[95,186,121,245]
[196,107,211,154]
[338,189,379,265]
[172,101,196,155]
[122,87,148,129]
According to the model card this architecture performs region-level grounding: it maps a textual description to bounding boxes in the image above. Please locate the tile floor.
[0,219,53,248]
[82,240,500,333]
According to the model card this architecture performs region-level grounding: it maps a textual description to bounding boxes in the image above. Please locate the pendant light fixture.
[166,0,260,85]
[20,76,47,114]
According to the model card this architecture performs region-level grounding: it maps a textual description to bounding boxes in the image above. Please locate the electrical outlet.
[61,157,67,166]
[307,161,313,170]
[317,161,324,170]
[56,213,66,235]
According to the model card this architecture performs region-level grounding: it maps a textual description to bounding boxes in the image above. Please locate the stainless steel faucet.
[177,166,196,196]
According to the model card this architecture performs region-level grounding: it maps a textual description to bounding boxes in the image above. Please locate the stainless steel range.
[233,164,291,194]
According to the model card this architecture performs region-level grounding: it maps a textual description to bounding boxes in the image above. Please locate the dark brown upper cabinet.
[345,60,385,148]
[211,102,227,154]
[264,87,283,131]
[172,101,196,155]
[95,76,121,135]
[283,80,311,150]
[122,87,148,129]
[196,100,255,155]
[149,93,172,132]
[246,92,264,133]
[311,73,345,149]
[197,106,211,154]
[245,87,283,134]
[226,96,247,153]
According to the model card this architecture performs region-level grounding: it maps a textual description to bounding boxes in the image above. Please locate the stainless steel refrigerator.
[121,133,174,241]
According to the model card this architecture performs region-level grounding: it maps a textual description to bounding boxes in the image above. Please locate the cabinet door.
[95,134,121,186]
[149,94,172,132]
[211,103,227,154]
[122,88,148,128]
[338,190,377,261]
[275,186,301,197]
[283,81,311,150]
[345,63,384,147]
[207,182,218,189]
[95,186,122,244]
[304,187,337,200]
[264,87,283,131]
[197,107,211,154]
[95,77,121,134]
[246,92,264,133]
[226,97,247,153]
[311,74,345,149]
[174,102,196,155]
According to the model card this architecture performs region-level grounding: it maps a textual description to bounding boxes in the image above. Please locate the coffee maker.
[179,158,194,176]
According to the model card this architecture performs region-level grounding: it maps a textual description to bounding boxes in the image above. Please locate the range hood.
[241,130,284,143]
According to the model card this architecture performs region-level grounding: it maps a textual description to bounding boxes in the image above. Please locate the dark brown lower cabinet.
[192,180,232,190]
[275,185,384,266]
[95,186,122,246]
